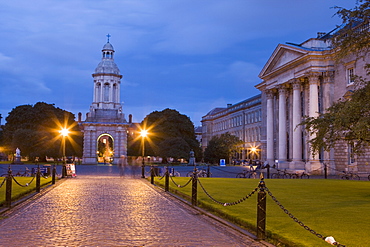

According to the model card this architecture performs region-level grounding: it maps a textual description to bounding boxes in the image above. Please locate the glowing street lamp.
[60,128,70,178]
[140,129,148,178]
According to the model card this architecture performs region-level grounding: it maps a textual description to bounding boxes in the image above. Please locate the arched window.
[104,83,110,101]
[113,84,117,102]
[95,83,101,102]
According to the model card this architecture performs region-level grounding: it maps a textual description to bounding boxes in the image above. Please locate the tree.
[128,108,201,163]
[332,0,370,60]
[203,132,243,164]
[3,102,83,161]
[301,0,370,155]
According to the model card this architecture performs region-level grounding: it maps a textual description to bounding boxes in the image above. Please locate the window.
[104,83,110,101]
[348,143,355,164]
[347,68,355,85]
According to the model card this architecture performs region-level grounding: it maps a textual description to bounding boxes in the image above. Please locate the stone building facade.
[80,40,128,165]
[201,95,262,162]
[256,29,370,174]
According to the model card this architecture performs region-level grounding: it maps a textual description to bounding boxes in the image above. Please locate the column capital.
[292,80,302,90]
[305,72,321,84]
[278,85,287,94]
[265,89,276,99]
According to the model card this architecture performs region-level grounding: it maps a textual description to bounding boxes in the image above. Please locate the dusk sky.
[0,0,355,126]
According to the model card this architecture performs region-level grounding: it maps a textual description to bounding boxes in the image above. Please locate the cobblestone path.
[0,176,267,246]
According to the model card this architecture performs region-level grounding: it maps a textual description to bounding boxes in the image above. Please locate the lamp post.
[140,129,148,178]
[60,128,69,178]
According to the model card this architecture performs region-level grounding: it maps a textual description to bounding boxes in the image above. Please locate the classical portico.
[257,38,336,174]
[81,37,128,165]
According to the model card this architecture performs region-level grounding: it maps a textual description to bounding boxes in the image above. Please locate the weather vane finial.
[106,33,111,43]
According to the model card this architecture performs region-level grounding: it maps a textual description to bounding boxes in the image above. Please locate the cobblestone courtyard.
[0,175,267,246]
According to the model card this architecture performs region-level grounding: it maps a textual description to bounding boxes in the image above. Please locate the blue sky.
[0,0,354,126]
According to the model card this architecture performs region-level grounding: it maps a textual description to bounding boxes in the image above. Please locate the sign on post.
[66,164,76,177]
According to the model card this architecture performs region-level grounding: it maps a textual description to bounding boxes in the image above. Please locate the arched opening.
[97,134,114,164]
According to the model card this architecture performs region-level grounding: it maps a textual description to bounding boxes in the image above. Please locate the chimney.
[129,114,132,123]
[317,32,326,38]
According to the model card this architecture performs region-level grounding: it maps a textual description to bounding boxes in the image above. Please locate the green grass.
[0,176,53,205]
[154,177,370,247]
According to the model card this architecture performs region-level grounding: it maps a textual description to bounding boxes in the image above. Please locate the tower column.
[266,90,274,165]
[292,80,302,162]
[307,73,321,173]
[278,86,287,164]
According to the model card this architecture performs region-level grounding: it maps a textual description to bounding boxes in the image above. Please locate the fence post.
[5,166,12,208]
[165,166,169,192]
[36,165,41,193]
[52,164,56,184]
[266,164,270,179]
[150,165,154,184]
[141,161,145,178]
[192,167,198,206]
[207,164,210,177]
[324,163,328,179]
[257,174,266,240]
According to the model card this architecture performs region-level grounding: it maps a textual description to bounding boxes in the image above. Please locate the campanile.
[81,36,128,164]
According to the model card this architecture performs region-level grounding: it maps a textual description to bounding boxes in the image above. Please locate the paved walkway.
[0,176,268,246]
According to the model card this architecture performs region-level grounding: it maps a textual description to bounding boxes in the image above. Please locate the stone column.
[278,86,287,164]
[307,73,321,173]
[266,90,274,165]
[292,80,302,163]
[322,71,335,174]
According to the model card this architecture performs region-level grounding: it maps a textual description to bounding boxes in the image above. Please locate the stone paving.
[0,175,269,247]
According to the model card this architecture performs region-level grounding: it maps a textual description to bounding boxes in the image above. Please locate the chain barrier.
[11,175,35,187]
[0,176,6,188]
[157,172,167,180]
[197,177,258,206]
[169,176,192,188]
[265,186,346,247]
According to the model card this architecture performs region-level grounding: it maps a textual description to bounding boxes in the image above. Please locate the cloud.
[221,61,261,85]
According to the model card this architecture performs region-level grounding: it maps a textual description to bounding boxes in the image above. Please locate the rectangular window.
[347,68,354,85]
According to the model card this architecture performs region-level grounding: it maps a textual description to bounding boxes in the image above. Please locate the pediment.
[259,44,308,79]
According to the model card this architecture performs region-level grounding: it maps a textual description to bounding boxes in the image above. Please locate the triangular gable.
[259,44,308,79]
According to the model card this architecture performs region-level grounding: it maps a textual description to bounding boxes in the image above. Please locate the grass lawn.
[0,176,53,206]
[154,177,370,247]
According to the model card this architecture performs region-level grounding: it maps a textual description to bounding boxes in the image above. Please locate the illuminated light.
[140,129,148,138]
[60,128,70,137]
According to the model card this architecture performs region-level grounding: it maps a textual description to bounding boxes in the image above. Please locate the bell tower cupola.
[86,34,125,123]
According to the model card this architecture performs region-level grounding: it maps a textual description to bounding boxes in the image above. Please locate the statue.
[13,148,23,164]
[188,149,195,166]
[16,148,21,157]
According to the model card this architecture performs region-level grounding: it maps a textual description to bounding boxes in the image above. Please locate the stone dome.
[94,60,120,75]
[102,42,114,51]
[94,42,121,75]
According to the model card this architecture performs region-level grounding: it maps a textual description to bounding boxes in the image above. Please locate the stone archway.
[97,134,114,164]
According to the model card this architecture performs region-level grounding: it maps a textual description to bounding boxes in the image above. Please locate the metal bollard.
[191,167,198,206]
[36,165,41,193]
[5,166,12,208]
[266,164,270,179]
[141,162,145,178]
[52,164,56,184]
[165,167,169,192]
[257,174,266,240]
[324,163,328,179]
[150,165,154,184]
